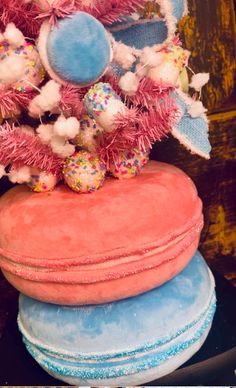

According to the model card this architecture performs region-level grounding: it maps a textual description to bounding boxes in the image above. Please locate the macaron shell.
[0,161,202,260]
[0,161,203,304]
[18,251,216,385]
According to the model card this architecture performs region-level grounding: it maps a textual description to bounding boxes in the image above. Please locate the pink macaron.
[0,161,203,305]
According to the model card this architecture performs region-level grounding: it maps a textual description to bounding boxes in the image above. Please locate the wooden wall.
[151,0,236,284]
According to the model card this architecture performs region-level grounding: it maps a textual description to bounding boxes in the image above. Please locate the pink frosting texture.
[0,161,203,305]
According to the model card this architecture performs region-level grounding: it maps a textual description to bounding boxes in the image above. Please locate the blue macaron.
[18,251,216,385]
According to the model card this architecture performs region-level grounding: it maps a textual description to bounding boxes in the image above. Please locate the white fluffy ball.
[0,56,25,84]
[140,47,164,68]
[188,100,207,118]
[54,116,80,139]
[118,72,139,95]
[36,124,54,144]
[4,23,25,47]
[9,166,32,184]
[50,136,75,158]
[189,73,210,91]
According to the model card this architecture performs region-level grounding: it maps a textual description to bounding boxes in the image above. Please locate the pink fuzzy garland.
[0,0,41,38]
[97,92,179,165]
[36,0,77,27]
[35,0,146,27]
[0,122,63,175]
[76,0,146,25]
[60,84,85,119]
[127,77,176,108]
[0,88,37,119]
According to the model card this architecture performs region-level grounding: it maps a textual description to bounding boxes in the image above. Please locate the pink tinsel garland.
[0,88,37,119]
[60,84,85,119]
[0,0,41,38]
[128,77,176,108]
[77,0,146,25]
[97,91,179,165]
[36,0,77,27]
[0,123,63,175]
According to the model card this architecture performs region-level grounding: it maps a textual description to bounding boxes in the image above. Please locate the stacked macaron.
[0,161,216,384]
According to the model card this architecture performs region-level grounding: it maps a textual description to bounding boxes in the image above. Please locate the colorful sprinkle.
[162,44,188,69]
[63,151,107,194]
[110,150,149,179]
[27,172,57,193]
[0,41,45,92]
[84,83,121,117]
[72,115,103,152]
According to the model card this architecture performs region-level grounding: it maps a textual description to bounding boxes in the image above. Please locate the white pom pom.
[36,124,54,144]
[4,23,25,47]
[118,72,139,95]
[188,100,207,118]
[65,117,80,139]
[39,80,61,108]
[9,166,32,184]
[113,42,136,70]
[28,80,61,116]
[51,136,75,158]
[189,73,210,91]
[28,99,45,118]
[0,56,25,84]
[53,116,80,139]
[140,47,164,68]
[0,165,5,179]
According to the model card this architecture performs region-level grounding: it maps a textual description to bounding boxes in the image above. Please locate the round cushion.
[18,251,216,385]
[38,12,111,86]
[0,161,203,305]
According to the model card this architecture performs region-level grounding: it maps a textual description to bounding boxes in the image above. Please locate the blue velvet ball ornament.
[18,251,216,385]
[41,12,111,86]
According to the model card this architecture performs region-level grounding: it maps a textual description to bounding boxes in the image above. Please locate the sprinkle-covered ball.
[73,115,102,152]
[84,82,122,118]
[63,151,106,193]
[0,41,45,92]
[27,171,57,193]
[162,44,189,70]
[110,149,149,179]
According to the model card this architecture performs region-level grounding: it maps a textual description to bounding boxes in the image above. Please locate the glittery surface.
[21,295,216,381]
[27,172,57,193]
[73,115,102,152]
[162,44,188,70]
[110,150,149,179]
[84,83,121,117]
[0,41,45,92]
[63,150,106,193]
[18,292,215,362]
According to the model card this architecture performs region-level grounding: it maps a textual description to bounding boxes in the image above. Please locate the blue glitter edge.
[18,292,216,362]
[21,296,216,380]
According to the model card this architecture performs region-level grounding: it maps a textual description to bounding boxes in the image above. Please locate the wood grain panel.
[151,108,236,286]
[179,0,236,112]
